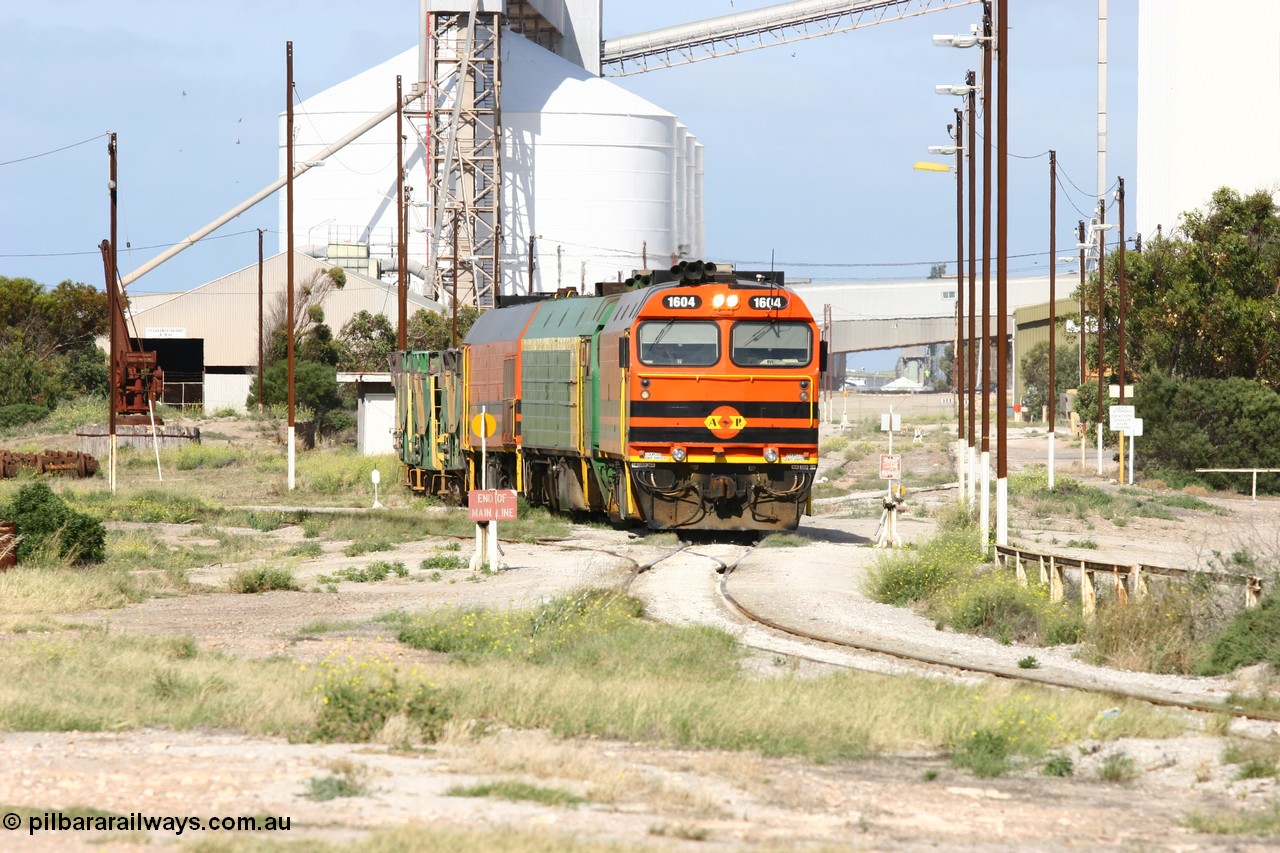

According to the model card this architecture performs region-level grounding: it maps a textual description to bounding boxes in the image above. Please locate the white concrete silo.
[283,30,702,298]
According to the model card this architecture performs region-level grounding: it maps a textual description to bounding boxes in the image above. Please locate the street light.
[932,26,982,48]
[934,83,978,96]
[927,144,961,155]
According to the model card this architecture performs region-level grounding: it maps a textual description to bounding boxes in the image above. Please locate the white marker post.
[371,467,383,509]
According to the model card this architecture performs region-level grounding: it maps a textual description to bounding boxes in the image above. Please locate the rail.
[993,543,1263,621]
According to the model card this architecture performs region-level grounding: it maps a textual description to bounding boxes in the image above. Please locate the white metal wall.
[358,393,397,456]
[1137,0,1280,238]
[202,374,253,415]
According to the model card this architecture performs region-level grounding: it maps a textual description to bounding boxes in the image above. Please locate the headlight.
[727,294,740,308]
[672,446,687,463]
[763,448,779,463]
[712,294,726,308]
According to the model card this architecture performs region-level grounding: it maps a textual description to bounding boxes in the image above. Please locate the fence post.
[1130,564,1147,602]
[1247,577,1262,609]
[1115,565,1128,607]
[1038,554,1047,584]
[1081,566,1096,623]
[1015,551,1027,587]
[1049,556,1063,603]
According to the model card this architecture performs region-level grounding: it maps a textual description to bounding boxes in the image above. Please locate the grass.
[0,631,311,736]
[1185,803,1280,836]
[760,533,810,547]
[1083,581,1225,674]
[0,562,191,621]
[391,590,1182,766]
[446,780,585,808]
[227,566,299,593]
[306,760,372,801]
[1097,751,1138,783]
[318,561,409,584]
[183,825,676,852]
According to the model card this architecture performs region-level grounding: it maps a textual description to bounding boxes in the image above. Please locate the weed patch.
[318,561,408,584]
[227,566,298,593]
[311,653,450,743]
[446,780,584,808]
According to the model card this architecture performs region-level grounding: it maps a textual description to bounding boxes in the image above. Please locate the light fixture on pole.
[934,2,991,540]
[932,26,982,48]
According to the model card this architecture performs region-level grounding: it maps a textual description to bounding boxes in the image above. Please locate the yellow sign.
[470,413,497,438]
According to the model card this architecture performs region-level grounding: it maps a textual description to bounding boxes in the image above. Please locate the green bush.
[1198,592,1280,675]
[939,571,1054,645]
[864,528,982,606]
[0,404,51,429]
[228,566,298,593]
[1139,372,1280,494]
[312,656,451,743]
[2,482,105,564]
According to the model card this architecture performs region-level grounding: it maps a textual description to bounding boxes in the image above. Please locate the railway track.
[608,536,1280,726]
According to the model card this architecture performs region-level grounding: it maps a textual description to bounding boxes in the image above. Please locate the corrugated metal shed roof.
[124,253,442,367]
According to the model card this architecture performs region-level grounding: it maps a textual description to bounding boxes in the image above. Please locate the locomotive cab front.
[618,266,823,532]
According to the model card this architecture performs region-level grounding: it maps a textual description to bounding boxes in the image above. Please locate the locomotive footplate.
[629,462,815,532]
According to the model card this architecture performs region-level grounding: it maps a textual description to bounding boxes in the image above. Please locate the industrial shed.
[123,251,442,415]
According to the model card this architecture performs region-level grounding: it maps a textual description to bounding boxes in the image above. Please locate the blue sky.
[0,1,1137,302]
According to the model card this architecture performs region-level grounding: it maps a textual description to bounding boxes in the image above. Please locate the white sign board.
[880,413,902,432]
[1129,417,1143,437]
[144,327,187,339]
[879,454,902,480]
[1108,405,1135,432]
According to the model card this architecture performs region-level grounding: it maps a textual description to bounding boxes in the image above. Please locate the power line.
[0,132,109,168]
[0,227,269,259]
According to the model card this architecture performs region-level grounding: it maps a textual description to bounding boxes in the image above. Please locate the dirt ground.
[2,414,1279,851]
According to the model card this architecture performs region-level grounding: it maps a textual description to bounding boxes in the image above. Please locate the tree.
[338,310,397,371]
[264,268,346,365]
[246,359,342,424]
[1019,341,1080,419]
[406,305,481,351]
[1093,188,1280,389]
[0,276,109,406]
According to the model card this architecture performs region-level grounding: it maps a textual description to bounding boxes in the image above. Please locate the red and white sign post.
[468,406,515,573]
[876,410,905,549]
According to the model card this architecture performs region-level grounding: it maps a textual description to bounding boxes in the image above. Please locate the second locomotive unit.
[390,261,826,532]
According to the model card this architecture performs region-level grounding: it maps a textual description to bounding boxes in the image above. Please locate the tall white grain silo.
[283,25,702,300]
[1137,0,1280,238]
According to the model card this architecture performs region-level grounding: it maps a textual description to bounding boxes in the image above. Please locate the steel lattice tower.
[425,10,502,309]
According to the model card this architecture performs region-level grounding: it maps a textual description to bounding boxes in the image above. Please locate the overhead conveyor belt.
[601,0,978,75]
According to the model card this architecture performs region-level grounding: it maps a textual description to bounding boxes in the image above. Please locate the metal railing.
[1195,468,1280,503]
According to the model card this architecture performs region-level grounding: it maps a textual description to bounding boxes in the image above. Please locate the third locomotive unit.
[390,262,826,532]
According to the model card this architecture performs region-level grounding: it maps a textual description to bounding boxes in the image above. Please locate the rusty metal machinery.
[99,238,165,426]
[0,450,100,480]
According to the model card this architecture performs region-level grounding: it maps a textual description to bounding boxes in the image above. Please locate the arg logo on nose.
[704,406,747,439]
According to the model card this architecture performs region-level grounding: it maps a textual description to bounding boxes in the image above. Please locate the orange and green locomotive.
[390,262,826,532]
